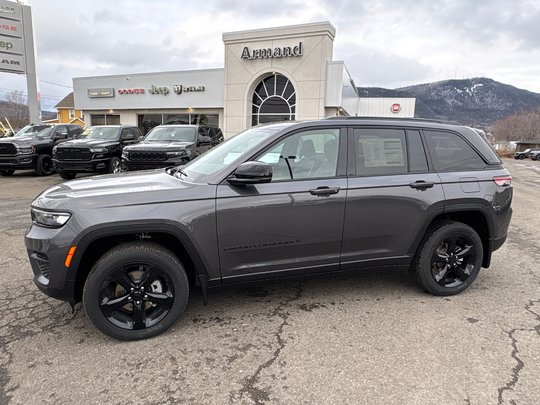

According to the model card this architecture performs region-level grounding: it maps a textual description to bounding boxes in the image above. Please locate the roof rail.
[325,116,460,125]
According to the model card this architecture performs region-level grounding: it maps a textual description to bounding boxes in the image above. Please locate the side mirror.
[228,161,272,186]
[198,135,212,145]
[138,135,144,141]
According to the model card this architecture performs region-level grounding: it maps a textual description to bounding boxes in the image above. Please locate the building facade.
[73,22,415,137]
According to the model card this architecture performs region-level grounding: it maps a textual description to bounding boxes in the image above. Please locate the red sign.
[118,88,145,95]
[391,103,401,113]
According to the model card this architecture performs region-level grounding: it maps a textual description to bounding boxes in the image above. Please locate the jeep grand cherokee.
[25,118,512,340]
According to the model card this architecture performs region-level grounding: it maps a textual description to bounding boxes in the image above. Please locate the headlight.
[17,146,34,154]
[90,147,107,153]
[31,208,71,228]
[122,150,129,157]
[52,146,58,154]
[166,150,187,157]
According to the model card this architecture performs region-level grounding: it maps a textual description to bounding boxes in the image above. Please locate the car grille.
[129,151,168,161]
[56,147,92,161]
[0,143,16,155]
[35,252,50,280]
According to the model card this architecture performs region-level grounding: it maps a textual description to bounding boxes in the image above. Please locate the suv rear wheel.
[83,242,189,340]
[413,221,483,296]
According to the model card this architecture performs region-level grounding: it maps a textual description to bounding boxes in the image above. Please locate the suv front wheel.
[83,242,189,340]
[413,221,483,296]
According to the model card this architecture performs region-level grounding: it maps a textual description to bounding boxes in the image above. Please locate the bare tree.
[2,90,29,129]
[492,108,540,141]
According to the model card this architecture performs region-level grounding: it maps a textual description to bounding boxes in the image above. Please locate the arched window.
[252,73,296,126]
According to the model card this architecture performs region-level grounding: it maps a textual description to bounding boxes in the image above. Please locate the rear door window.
[353,128,407,176]
[424,130,486,171]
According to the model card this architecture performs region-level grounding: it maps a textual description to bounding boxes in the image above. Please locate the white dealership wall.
[72,21,415,137]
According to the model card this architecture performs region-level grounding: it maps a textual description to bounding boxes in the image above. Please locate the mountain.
[358,78,540,128]
[0,99,57,126]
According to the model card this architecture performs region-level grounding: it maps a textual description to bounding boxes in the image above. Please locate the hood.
[124,141,194,151]
[31,170,213,211]
[57,138,119,148]
[0,136,51,146]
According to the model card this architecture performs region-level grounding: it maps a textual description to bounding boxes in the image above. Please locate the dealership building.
[73,21,415,137]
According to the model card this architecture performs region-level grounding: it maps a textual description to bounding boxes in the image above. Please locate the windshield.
[144,126,196,143]
[15,125,52,137]
[182,123,292,182]
[80,127,120,140]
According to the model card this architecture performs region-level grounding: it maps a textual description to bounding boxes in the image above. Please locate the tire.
[109,157,121,174]
[0,170,14,176]
[58,171,76,180]
[518,155,526,160]
[35,154,54,176]
[83,242,189,340]
[412,221,483,296]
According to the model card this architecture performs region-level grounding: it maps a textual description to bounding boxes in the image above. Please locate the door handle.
[409,180,435,190]
[309,186,340,196]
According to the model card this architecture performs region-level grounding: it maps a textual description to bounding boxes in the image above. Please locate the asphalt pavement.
[0,159,539,405]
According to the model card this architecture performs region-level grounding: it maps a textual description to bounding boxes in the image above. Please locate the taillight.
[493,176,512,187]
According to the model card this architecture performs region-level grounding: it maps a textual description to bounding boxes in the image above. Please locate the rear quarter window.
[424,130,486,171]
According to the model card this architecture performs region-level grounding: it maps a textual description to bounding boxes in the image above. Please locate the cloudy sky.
[1,0,539,110]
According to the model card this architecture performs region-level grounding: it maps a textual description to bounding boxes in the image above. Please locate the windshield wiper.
[168,166,187,179]
[175,168,188,178]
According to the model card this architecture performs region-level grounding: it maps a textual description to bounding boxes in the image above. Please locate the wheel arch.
[410,206,493,268]
[68,221,214,302]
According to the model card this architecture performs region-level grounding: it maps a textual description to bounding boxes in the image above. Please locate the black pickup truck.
[121,125,224,171]
[0,124,82,176]
[53,125,141,179]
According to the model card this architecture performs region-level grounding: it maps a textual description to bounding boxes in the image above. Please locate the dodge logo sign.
[391,103,401,113]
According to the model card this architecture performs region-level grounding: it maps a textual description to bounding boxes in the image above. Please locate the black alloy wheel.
[36,154,54,176]
[0,169,14,176]
[430,235,476,288]
[413,221,483,296]
[109,157,122,174]
[98,263,175,331]
[83,242,189,340]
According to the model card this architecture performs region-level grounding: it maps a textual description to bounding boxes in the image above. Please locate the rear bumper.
[53,158,110,173]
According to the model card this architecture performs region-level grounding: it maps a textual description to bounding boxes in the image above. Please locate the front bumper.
[25,222,78,301]
[122,156,190,171]
[53,158,110,173]
[0,154,37,170]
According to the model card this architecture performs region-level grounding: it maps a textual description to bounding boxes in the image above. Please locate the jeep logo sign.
[391,103,402,113]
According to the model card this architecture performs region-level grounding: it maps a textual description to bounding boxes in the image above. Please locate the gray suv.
[25,118,513,340]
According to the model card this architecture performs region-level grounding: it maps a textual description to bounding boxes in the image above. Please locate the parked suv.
[0,124,82,176]
[122,125,224,171]
[25,118,512,340]
[527,149,540,161]
[514,148,538,159]
[52,125,141,179]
